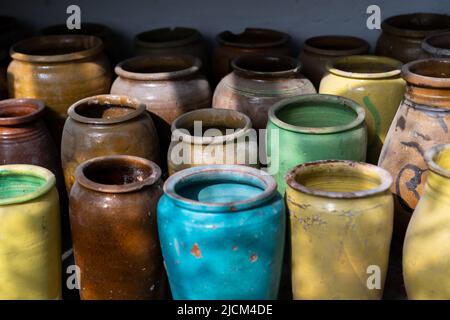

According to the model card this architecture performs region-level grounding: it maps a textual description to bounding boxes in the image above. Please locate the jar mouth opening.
[425,144,450,178]
[231,54,300,77]
[0,99,45,125]
[303,35,369,56]
[10,35,104,62]
[115,55,200,80]
[76,155,161,193]
[0,165,55,205]
[286,160,392,199]
[135,27,201,48]
[402,58,450,87]
[328,55,402,79]
[217,28,290,48]
[382,13,450,38]
[422,31,450,55]
[268,94,365,134]
[163,165,277,213]
[170,108,252,144]
[41,23,108,37]
[68,95,145,124]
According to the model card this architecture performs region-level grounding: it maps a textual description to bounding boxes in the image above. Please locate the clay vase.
[212,28,292,85]
[61,94,160,192]
[267,94,367,194]
[70,155,165,300]
[111,55,212,163]
[213,55,316,130]
[299,35,369,88]
[376,13,450,63]
[157,164,285,300]
[0,49,7,99]
[319,55,406,164]
[286,160,394,299]
[167,108,258,175]
[422,31,450,58]
[0,164,61,300]
[403,144,450,299]
[8,35,112,144]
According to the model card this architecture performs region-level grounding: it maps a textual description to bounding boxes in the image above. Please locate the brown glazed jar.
[212,28,292,85]
[111,55,212,161]
[70,155,165,300]
[8,35,112,143]
[61,94,160,192]
[422,31,450,58]
[376,13,450,63]
[213,55,316,129]
[299,35,370,88]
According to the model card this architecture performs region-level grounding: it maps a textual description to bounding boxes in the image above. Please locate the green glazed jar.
[266,94,367,193]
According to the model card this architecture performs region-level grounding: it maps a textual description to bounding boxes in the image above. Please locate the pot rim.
[285,160,393,199]
[216,28,290,48]
[171,108,253,145]
[327,55,402,79]
[231,54,301,78]
[10,35,104,63]
[425,143,450,179]
[0,164,56,206]
[135,27,202,48]
[381,13,450,38]
[115,54,201,80]
[0,98,46,126]
[67,94,146,125]
[422,31,450,57]
[302,35,369,56]
[402,58,450,88]
[163,164,278,212]
[268,93,366,134]
[75,155,162,193]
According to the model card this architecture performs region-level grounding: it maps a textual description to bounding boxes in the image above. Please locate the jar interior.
[427,34,450,49]
[74,103,135,119]
[389,14,450,31]
[409,60,450,78]
[83,159,152,185]
[275,101,357,128]
[0,104,38,118]
[333,59,398,73]
[14,37,96,56]
[234,56,297,73]
[121,57,192,73]
[176,111,247,137]
[0,172,46,200]
[306,36,366,51]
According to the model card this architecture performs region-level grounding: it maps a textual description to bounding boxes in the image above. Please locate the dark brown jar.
[70,155,165,300]
[212,28,292,85]
[376,13,450,63]
[213,55,316,129]
[299,35,370,88]
[61,94,160,192]
[422,31,450,58]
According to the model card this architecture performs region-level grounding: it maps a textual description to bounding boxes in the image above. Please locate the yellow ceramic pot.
[403,144,450,299]
[0,165,61,300]
[319,55,405,164]
[286,160,394,299]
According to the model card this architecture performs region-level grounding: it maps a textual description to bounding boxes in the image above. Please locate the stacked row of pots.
[0,13,450,300]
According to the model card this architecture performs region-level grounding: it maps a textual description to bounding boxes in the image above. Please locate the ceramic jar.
[403,144,450,299]
[299,35,369,88]
[376,13,450,63]
[267,94,367,194]
[212,28,292,84]
[70,155,165,300]
[8,35,112,143]
[0,164,61,300]
[157,164,285,300]
[61,94,160,192]
[286,160,393,299]
[422,31,450,58]
[319,55,406,164]
[167,108,257,175]
[213,55,316,130]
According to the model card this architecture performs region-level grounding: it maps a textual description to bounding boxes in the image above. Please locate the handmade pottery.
[422,31,450,58]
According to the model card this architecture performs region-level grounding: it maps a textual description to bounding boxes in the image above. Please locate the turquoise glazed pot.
[157,164,285,300]
[266,94,367,194]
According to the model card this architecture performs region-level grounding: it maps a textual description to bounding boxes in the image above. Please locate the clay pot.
[111,55,212,162]
[376,13,450,63]
[61,94,160,192]
[70,155,165,300]
[167,108,257,175]
[0,164,61,300]
[403,144,450,299]
[422,31,450,58]
[8,35,112,144]
[286,160,393,299]
[157,164,285,299]
[267,94,367,194]
[213,55,316,130]
[299,35,369,88]
[212,28,292,85]
[319,55,406,164]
